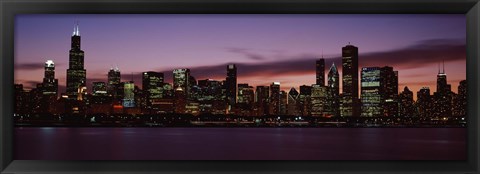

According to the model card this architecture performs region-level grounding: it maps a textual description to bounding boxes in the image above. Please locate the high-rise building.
[123,81,135,108]
[91,82,109,104]
[173,68,190,96]
[416,87,432,118]
[226,64,237,108]
[42,60,58,95]
[341,44,359,117]
[237,83,255,116]
[382,67,398,117]
[298,85,312,116]
[66,23,86,100]
[311,84,328,117]
[316,59,325,86]
[107,67,121,100]
[456,80,467,117]
[399,86,415,117]
[255,86,270,116]
[237,84,255,105]
[433,62,452,117]
[269,82,281,115]
[327,62,340,117]
[360,67,383,117]
[279,91,288,115]
[287,88,299,116]
[142,71,164,113]
[92,82,107,96]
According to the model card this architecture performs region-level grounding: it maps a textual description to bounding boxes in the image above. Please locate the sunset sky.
[14,14,466,100]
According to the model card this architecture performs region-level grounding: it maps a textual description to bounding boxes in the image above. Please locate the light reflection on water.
[14,127,467,160]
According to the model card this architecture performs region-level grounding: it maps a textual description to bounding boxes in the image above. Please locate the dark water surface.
[14,127,466,160]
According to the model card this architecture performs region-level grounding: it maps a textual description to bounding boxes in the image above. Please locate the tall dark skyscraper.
[399,86,415,117]
[107,67,122,100]
[456,80,467,117]
[66,23,86,99]
[269,82,281,115]
[142,71,164,113]
[417,87,432,118]
[42,60,58,95]
[316,58,325,86]
[255,86,270,116]
[327,62,340,117]
[298,85,312,116]
[226,64,237,108]
[341,44,359,117]
[287,88,299,116]
[434,62,452,117]
[381,66,398,117]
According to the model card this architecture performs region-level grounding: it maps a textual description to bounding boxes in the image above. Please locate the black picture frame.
[1,0,479,173]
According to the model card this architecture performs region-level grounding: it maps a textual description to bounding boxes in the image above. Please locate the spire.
[329,62,338,73]
[72,21,80,36]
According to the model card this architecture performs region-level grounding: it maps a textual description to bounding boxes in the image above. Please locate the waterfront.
[14,127,466,160]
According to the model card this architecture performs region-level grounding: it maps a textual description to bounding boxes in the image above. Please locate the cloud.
[15,63,45,71]
[180,38,465,81]
[225,47,269,61]
[16,62,64,71]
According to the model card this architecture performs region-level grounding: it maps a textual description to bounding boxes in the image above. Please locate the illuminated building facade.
[66,23,86,100]
[360,67,383,117]
[326,62,340,117]
[269,82,281,115]
[142,71,164,113]
[311,84,328,117]
[173,68,190,96]
[416,87,432,118]
[226,64,237,109]
[123,81,135,108]
[341,44,359,117]
[316,58,325,86]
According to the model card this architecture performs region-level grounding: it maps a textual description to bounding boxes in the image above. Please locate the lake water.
[14,127,466,160]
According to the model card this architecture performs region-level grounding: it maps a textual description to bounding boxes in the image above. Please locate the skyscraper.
[433,62,452,117]
[237,83,255,116]
[455,80,467,117]
[298,85,312,116]
[327,62,340,117]
[42,60,58,95]
[399,86,415,117]
[123,81,135,108]
[360,67,383,117]
[66,23,86,100]
[107,67,121,99]
[311,84,328,117]
[173,68,190,95]
[417,87,432,118]
[142,71,164,113]
[255,86,270,116]
[316,58,325,86]
[269,82,281,115]
[341,44,359,117]
[226,64,237,108]
[382,67,398,117]
[287,88,299,116]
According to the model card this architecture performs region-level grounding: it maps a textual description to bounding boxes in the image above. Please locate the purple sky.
[14,14,466,100]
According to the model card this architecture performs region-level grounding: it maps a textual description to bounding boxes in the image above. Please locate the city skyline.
[15,14,466,100]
